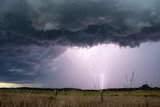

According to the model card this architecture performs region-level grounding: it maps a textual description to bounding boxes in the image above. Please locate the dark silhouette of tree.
[141,84,151,90]
[123,71,138,88]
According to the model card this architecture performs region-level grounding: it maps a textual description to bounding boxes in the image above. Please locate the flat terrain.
[0,89,160,107]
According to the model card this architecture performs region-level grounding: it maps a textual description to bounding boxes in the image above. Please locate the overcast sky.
[0,0,160,89]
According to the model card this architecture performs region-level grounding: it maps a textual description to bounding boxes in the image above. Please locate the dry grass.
[0,90,160,107]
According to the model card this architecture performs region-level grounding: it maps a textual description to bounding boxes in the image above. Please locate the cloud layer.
[0,0,160,85]
[0,45,66,83]
[0,0,160,47]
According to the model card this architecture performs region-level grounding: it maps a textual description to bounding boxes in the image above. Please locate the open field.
[0,89,160,107]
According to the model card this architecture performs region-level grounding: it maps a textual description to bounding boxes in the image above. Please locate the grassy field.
[0,89,160,107]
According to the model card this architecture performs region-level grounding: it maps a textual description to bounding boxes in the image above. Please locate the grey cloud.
[0,0,160,48]
[1,0,160,85]
[0,46,66,83]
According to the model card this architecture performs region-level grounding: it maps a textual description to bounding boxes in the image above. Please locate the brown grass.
[0,90,160,107]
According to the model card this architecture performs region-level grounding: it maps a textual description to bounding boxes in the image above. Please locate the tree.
[141,84,151,89]
[141,81,151,90]
[123,71,138,88]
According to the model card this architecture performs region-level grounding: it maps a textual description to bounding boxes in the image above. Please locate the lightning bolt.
[89,60,104,90]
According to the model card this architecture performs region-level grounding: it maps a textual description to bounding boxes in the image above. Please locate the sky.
[0,0,160,89]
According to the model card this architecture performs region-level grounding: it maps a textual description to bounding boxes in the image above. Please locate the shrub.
[141,84,151,90]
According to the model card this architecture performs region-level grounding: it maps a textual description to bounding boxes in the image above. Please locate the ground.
[0,89,160,107]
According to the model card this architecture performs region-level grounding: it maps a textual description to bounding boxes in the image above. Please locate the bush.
[141,84,151,90]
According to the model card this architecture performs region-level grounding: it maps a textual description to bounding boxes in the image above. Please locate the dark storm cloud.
[0,46,66,83]
[0,0,160,47]
[0,17,160,48]
[0,0,160,84]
